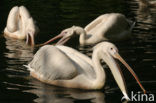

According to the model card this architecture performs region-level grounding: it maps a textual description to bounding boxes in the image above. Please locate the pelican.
[26,42,146,100]
[42,13,135,46]
[4,6,38,46]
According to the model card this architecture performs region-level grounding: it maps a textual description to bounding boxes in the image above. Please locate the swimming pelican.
[4,6,38,46]
[26,42,146,100]
[41,13,135,46]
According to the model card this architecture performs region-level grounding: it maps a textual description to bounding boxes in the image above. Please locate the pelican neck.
[91,49,106,89]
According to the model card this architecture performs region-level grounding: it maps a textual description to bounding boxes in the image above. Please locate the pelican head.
[43,26,84,45]
[25,18,36,46]
[96,42,146,100]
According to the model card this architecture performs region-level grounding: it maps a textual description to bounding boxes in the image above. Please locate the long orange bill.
[115,53,146,94]
[36,33,64,47]
[56,37,70,45]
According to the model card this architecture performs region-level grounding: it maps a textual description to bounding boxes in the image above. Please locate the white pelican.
[4,6,38,46]
[41,13,135,46]
[26,42,146,100]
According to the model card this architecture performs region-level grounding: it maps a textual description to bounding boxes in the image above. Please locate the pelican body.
[26,42,145,100]
[43,13,135,46]
[4,6,38,46]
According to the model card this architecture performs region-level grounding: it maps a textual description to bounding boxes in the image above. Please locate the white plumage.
[26,42,145,101]
[42,13,135,46]
[4,6,38,46]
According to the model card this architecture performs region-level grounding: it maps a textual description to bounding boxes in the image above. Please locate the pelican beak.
[42,32,71,45]
[26,33,35,47]
[56,34,71,45]
[114,53,146,94]
[103,52,146,101]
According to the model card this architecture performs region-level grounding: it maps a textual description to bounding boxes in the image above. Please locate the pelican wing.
[95,13,132,41]
[56,45,95,79]
[27,45,95,81]
[28,45,79,81]
[85,13,133,42]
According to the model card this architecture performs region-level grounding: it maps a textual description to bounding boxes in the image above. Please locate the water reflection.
[3,37,33,89]
[5,37,33,60]
[26,79,106,103]
[0,37,37,102]
[132,0,156,26]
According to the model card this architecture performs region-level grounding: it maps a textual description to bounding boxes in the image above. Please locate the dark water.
[0,0,156,103]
